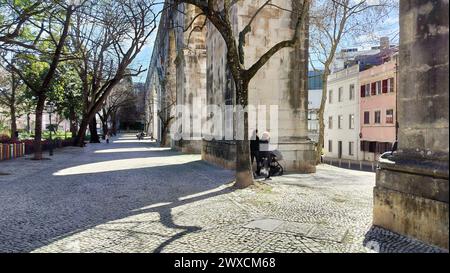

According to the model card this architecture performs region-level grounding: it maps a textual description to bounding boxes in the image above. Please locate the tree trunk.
[160,122,169,147]
[89,118,100,143]
[316,74,329,165]
[112,122,117,136]
[101,120,108,140]
[30,7,73,154]
[10,105,17,141]
[111,113,118,136]
[33,97,46,160]
[26,113,31,133]
[75,76,122,146]
[74,117,88,147]
[100,109,108,139]
[9,67,18,141]
[234,81,254,189]
[69,105,77,138]
[76,110,105,146]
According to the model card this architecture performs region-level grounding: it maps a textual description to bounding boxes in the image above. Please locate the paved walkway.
[0,135,446,253]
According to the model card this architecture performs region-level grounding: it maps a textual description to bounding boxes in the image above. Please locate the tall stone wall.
[145,1,207,152]
[146,0,316,172]
[173,4,208,154]
[145,1,176,143]
[203,0,316,172]
[202,1,236,168]
[374,0,449,249]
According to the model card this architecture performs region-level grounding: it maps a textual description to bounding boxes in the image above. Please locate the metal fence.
[324,158,378,173]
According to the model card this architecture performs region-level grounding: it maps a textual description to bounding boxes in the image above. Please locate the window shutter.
[361,85,365,97]
[371,82,377,96]
[382,80,388,93]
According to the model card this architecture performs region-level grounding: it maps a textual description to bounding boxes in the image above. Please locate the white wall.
[324,65,362,161]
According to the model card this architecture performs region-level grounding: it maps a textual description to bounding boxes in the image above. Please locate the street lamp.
[46,102,55,156]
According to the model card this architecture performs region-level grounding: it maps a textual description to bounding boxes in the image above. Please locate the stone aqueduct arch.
[145,0,316,173]
[144,0,449,249]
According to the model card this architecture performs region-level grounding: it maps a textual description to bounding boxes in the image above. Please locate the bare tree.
[156,76,177,147]
[98,75,136,138]
[173,0,310,188]
[70,0,159,146]
[309,0,396,164]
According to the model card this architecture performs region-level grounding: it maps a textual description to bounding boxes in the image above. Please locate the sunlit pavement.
[0,134,446,253]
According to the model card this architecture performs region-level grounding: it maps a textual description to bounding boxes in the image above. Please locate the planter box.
[1,139,74,160]
[0,143,26,161]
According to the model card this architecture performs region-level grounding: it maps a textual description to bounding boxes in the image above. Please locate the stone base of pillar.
[201,140,236,170]
[374,154,449,250]
[201,139,317,173]
[175,140,202,154]
[277,139,316,173]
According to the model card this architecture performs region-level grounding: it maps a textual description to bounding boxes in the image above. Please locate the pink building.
[359,56,397,161]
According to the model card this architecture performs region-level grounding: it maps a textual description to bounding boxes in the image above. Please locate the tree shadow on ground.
[0,136,236,253]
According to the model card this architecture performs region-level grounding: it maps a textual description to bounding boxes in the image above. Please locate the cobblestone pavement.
[0,135,446,253]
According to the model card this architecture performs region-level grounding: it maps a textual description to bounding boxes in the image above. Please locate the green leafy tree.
[47,62,83,137]
[0,0,44,50]
[1,1,86,160]
[0,63,28,140]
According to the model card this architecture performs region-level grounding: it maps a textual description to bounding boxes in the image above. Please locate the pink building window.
[386,109,394,124]
[389,78,395,92]
[376,81,382,95]
[375,111,382,124]
[382,79,389,93]
[371,83,377,96]
[364,112,370,124]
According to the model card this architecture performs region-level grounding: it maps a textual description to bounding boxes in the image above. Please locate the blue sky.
[130,3,162,84]
[131,41,155,83]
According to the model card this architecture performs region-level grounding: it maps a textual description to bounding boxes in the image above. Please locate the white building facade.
[324,64,362,161]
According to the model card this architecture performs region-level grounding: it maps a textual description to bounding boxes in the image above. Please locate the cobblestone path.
[0,135,445,253]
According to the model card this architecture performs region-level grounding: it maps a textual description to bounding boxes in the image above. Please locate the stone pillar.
[243,0,316,173]
[199,0,315,172]
[163,29,177,147]
[374,0,449,249]
[174,4,207,154]
[278,0,316,173]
